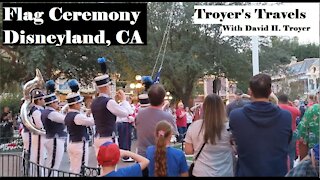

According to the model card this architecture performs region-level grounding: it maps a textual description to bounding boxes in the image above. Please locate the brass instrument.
[20,69,46,136]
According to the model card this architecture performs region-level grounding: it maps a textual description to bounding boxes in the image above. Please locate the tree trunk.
[181,94,190,108]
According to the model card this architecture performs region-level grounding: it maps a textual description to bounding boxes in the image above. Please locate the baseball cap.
[97,141,120,167]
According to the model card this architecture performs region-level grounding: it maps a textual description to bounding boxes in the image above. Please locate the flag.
[153,68,162,84]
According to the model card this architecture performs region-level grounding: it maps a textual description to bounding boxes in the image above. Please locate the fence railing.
[0,129,100,177]
[0,153,100,177]
[81,165,100,177]
[0,153,82,177]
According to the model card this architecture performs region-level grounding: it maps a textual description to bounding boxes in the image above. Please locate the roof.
[312,59,320,67]
[287,58,319,75]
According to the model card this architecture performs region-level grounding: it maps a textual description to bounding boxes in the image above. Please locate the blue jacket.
[229,101,292,177]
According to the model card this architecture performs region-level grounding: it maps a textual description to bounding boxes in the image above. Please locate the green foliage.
[293,43,319,60]
[0,2,318,106]
[288,81,305,100]
[130,2,254,106]
[259,37,319,72]
[0,93,23,116]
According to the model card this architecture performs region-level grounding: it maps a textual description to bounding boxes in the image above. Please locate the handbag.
[188,143,206,177]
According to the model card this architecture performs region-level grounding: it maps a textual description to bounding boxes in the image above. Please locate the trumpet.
[190,103,202,112]
[61,101,92,117]
[60,103,69,115]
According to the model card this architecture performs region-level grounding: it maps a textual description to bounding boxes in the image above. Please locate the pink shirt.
[176,108,187,127]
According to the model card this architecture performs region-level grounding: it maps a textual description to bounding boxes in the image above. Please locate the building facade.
[271,57,320,97]
[197,75,238,103]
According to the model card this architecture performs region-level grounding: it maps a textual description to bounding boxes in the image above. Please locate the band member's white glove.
[128,116,135,123]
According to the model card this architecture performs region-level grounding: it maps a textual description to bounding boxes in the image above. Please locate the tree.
[293,43,319,60]
[123,2,254,107]
[0,2,253,106]
[1,2,317,106]
[261,36,319,99]
[259,36,319,73]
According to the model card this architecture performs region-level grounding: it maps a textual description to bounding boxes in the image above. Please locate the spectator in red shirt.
[176,102,187,143]
[278,94,301,169]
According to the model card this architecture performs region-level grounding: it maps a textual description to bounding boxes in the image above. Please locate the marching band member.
[42,81,67,176]
[28,89,46,176]
[20,98,31,161]
[91,74,131,157]
[116,94,135,162]
[63,79,81,154]
[83,95,95,146]
[64,93,95,174]
[133,94,150,143]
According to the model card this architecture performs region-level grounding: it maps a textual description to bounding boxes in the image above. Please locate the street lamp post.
[135,75,142,81]
[130,75,143,98]
[165,91,173,100]
[130,83,136,89]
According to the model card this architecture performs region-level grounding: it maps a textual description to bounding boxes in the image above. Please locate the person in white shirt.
[42,93,67,177]
[64,93,95,174]
[116,93,135,162]
[185,107,194,129]
[90,74,131,157]
[28,89,46,176]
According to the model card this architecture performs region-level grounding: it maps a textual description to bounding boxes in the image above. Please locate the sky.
[282,3,319,45]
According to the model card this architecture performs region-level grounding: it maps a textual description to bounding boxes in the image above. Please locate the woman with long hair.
[146,120,188,177]
[184,93,234,176]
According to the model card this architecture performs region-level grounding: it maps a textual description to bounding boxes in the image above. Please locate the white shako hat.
[94,74,113,88]
[44,93,58,106]
[138,93,150,107]
[66,93,84,106]
[31,89,45,101]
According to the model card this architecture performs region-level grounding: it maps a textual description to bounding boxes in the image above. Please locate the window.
[304,79,308,93]
[309,79,314,90]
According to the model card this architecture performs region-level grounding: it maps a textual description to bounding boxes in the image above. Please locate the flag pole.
[252,36,259,76]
